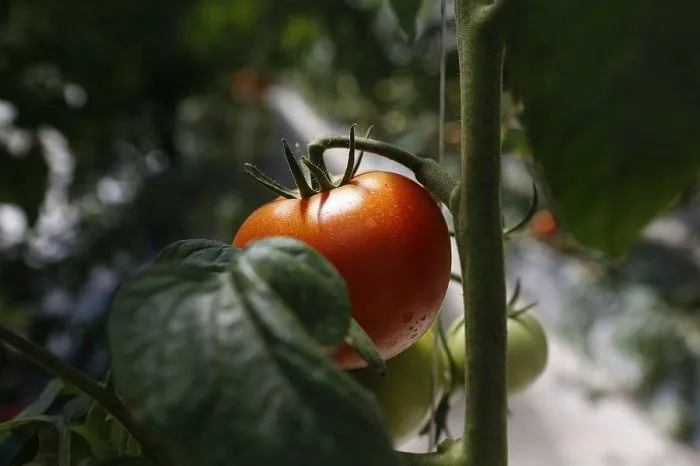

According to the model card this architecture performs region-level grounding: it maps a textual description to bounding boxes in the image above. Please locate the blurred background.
[2,0,700,465]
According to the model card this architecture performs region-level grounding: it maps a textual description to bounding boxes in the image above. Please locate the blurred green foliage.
[0,0,460,312]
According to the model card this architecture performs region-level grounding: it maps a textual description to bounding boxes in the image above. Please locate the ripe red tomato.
[233,171,452,369]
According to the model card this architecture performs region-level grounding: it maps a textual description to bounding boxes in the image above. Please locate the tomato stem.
[307,136,457,207]
[351,125,373,178]
[453,1,509,465]
[339,125,357,186]
[243,163,299,199]
[282,139,316,198]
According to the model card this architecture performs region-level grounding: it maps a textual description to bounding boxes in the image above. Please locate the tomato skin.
[447,312,548,395]
[504,313,549,394]
[233,171,452,369]
[350,326,447,444]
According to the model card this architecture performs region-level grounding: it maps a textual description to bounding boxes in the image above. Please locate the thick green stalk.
[453,2,508,466]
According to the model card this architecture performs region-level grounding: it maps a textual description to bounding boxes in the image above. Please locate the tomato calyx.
[243,125,371,200]
[243,123,459,208]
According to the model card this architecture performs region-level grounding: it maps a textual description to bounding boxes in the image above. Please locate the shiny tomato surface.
[233,171,452,369]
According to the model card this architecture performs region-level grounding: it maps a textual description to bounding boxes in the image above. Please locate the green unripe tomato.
[447,312,548,396]
[350,325,448,445]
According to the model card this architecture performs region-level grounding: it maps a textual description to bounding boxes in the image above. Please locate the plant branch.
[453,1,509,465]
[0,325,164,462]
[307,136,457,207]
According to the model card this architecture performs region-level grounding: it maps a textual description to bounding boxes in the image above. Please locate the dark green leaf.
[108,247,399,466]
[104,417,139,457]
[386,0,423,41]
[0,416,62,440]
[67,430,98,466]
[239,237,350,347]
[149,238,351,348]
[71,403,119,461]
[60,395,93,425]
[0,418,70,466]
[506,0,700,256]
[153,239,237,270]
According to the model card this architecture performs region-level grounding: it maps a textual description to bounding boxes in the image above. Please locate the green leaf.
[239,237,350,347]
[60,395,94,425]
[150,238,351,348]
[0,417,71,466]
[15,379,67,419]
[385,0,423,41]
[108,419,139,457]
[506,0,700,257]
[153,239,237,270]
[71,403,119,461]
[0,416,62,440]
[108,242,399,466]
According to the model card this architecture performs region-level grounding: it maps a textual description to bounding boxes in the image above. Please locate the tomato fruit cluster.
[234,171,452,369]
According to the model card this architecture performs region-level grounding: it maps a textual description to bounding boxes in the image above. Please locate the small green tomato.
[350,325,448,445]
[447,311,548,395]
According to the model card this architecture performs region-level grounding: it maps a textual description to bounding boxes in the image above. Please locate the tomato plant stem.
[453,2,508,466]
[0,324,164,463]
